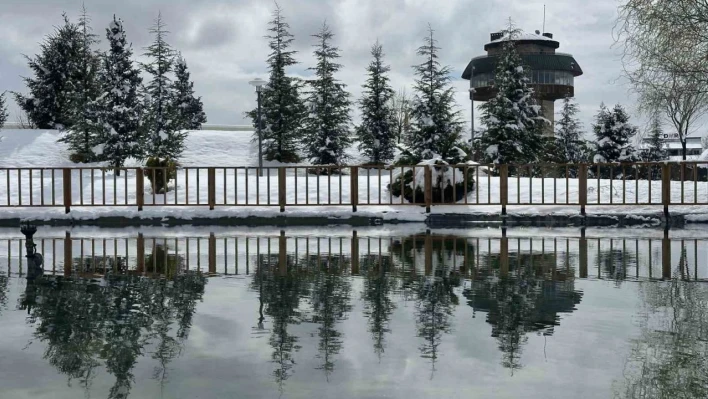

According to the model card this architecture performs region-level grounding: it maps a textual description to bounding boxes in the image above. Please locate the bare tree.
[15,108,37,129]
[616,0,708,160]
[389,88,411,144]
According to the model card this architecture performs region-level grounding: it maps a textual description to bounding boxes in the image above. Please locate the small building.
[640,134,703,161]
[462,30,583,137]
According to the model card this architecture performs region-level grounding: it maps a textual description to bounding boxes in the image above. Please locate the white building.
[640,133,703,161]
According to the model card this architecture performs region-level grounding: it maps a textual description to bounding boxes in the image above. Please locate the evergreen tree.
[247,5,307,163]
[172,55,206,130]
[302,23,352,167]
[356,41,396,164]
[478,24,546,164]
[593,103,638,163]
[641,115,667,162]
[0,92,7,130]
[407,25,463,163]
[60,5,103,162]
[142,13,184,161]
[14,14,84,130]
[94,16,144,173]
[555,96,585,163]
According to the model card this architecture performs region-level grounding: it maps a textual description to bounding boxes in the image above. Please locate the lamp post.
[249,78,266,177]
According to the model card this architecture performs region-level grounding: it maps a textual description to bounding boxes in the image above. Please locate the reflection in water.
[18,269,206,398]
[615,275,708,398]
[2,230,708,398]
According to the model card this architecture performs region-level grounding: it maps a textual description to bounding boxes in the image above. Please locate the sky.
[0,0,633,137]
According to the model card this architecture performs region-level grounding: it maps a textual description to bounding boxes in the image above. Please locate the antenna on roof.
[543,4,546,33]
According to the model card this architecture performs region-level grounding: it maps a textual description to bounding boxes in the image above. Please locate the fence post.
[500,228,509,278]
[278,167,286,213]
[208,232,216,274]
[662,163,671,219]
[279,230,287,276]
[579,228,588,278]
[424,230,433,275]
[136,233,145,274]
[579,164,588,216]
[662,228,671,279]
[499,164,508,216]
[208,167,216,210]
[350,166,359,212]
[62,168,72,214]
[351,230,359,275]
[136,168,144,211]
[424,166,432,213]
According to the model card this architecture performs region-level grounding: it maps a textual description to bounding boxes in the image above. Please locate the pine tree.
[60,6,103,162]
[247,5,307,163]
[593,103,638,163]
[142,13,184,161]
[356,41,396,165]
[407,25,463,163]
[478,23,546,165]
[14,14,84,130]
[94,16,144,173]
[172,55,206,130]
[641,115,667,162]
[0,92,7,130]
[302,23,352,167]
[555,96,585,163]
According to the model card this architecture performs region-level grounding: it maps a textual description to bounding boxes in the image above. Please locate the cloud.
[0,0,634,137]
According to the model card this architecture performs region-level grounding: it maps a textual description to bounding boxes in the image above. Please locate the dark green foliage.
[593,103,638,163]
[407,26,463,162]
[14,14,87,130]
[144,157,178,194]
[94,16,144,172]
[0,92,7,130]
[356,41,396,164]
[360,254,397,358]
[388,159,475,204]
[172,55,206,130]
[478,24,546,164]
[247,5,306,163]
[142,13,185,161]
[641,115,667,162]
[554,96,586,163]
[303,23,352,166]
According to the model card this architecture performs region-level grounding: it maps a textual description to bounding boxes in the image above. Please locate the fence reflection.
[1,231,706,282]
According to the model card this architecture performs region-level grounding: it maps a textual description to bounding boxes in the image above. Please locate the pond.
[0,226,706,399]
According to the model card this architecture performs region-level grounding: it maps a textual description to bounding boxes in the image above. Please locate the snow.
[3,129,708,220]
[489,31,555,44]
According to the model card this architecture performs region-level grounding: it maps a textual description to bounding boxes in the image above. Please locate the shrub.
[144,157,178,194]
[388,159,475,204]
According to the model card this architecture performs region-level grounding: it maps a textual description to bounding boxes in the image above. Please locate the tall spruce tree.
[14,14,84,130]
[478,24,546,164]
[172,55,206,130]
[142,13,184,161]
[593,103,638,163]
[60,6,103,162]
[302,23,352,166]
[641,115,667,162]
[408,26,463,162]
[94,16,143,173]
[356,41,396,165]
[247,5,307,163]
[555,96,585,163]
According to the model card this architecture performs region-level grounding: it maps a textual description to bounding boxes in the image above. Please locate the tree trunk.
[682,139,687,161]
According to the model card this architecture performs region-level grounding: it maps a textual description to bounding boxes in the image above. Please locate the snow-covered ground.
[1,129,707,220]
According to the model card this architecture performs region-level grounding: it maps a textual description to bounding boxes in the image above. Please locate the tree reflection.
[251,253,309,389]
[360,254,397,359]
[392,235,464,374]
[19,269,206,398]
[614,270,708,398]
[0,271,8,315]
[464,248,582,371]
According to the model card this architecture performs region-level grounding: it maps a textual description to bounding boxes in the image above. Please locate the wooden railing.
[1,162,707,214]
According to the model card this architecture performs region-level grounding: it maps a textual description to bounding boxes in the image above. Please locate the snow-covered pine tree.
[356,41,396,165]
[14,14,84,130]
[407,25,463,163]
[555,96,585,163]
[60,5,103,163]
[142,13,184,161]
[172,54,206,130]
[478,23,546,165]
[593,103,638,163]
[94,16,143,174]
[302,23,352,167]
[641,115,667,162]
[246,5,307,163]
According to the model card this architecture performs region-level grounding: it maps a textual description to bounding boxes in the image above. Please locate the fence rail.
[1,162,707,214]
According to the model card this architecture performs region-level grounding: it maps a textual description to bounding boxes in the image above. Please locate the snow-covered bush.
[144,157,178,194]
[388,158,475,204]
[592,103,638,178]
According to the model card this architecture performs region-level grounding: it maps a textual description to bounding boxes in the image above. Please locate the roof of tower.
[484,30,560,51]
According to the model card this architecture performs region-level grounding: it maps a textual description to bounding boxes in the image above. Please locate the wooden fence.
[0,162,707,214]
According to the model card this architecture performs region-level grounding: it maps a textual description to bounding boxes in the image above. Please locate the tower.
[462,30,583,137]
